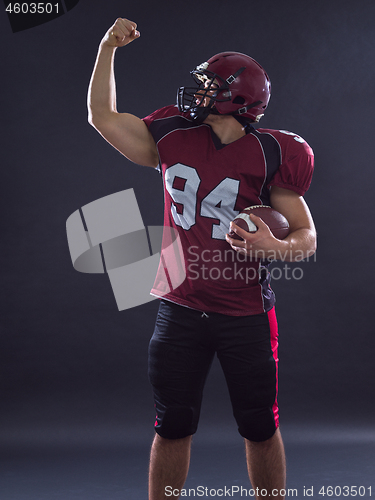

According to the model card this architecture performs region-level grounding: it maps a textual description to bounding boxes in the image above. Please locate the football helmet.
[177,51,271,123]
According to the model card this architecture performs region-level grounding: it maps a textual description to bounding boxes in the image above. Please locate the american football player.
[88,17,317,500]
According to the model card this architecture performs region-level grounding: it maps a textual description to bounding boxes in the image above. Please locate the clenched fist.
[101,18,140,48]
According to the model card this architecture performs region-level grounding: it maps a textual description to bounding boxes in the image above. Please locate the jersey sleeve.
[142,108,162,128]
[267,130,314,196]
[142,105,181,128]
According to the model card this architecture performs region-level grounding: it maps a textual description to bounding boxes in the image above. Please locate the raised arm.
[87,18,159,168]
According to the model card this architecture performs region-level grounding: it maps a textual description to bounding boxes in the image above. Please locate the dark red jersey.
[143,105,314,316]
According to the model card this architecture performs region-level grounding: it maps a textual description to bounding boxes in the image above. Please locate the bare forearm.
[270,227,317,262]
[87,43,117,124]
[268,187,317,262]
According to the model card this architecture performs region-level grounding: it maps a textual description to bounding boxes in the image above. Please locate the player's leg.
[244,308,285,498]
[217,307,285,497]
[149,433,192,500]
[148,300,215,500]
[245,428,286,499]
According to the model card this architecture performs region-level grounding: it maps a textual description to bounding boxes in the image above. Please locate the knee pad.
[235,407,277,442]
[154,404,197,439]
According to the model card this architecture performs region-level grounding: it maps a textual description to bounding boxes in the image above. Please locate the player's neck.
[203,114,246,144]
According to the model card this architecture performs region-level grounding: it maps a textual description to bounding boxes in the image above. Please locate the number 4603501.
[6,3,60,14]
[319,485,371,496]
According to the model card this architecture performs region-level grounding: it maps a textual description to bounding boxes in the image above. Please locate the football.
[228,205,290,240]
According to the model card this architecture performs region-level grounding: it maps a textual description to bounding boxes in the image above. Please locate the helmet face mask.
[177,70,230,122]
[191,71,230,102]
[177,52,271,124]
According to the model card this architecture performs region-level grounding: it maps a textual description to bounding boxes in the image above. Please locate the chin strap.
[235,100,262,115]
[191,99,263,124]
[226,66,245,84]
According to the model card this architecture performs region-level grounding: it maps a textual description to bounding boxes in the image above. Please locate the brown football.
[228,205,290,240]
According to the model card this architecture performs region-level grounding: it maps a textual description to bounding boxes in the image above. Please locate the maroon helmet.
[177,51,271,123]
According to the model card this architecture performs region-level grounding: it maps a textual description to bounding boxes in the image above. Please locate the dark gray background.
[1,0,375,498]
